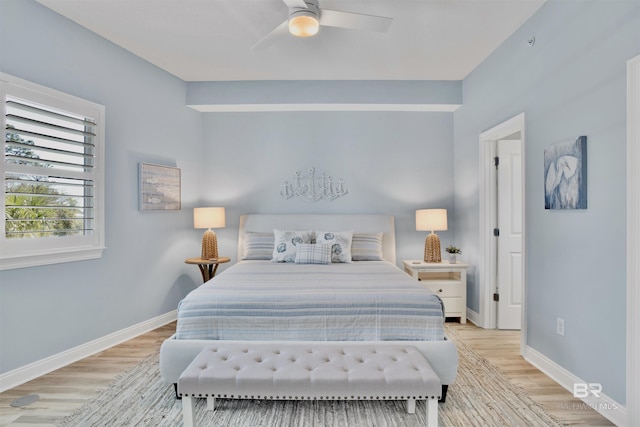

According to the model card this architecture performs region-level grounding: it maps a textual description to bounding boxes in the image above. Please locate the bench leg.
[406,398,416,414]
[207,396,216,411]
[426,398,438,427]
[182,396,196,427]
[439,385,449,402]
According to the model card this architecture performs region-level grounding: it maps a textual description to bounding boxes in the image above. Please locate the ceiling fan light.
[289,14,319,37]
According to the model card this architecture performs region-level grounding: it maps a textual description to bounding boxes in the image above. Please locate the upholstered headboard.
[237,214,396,264]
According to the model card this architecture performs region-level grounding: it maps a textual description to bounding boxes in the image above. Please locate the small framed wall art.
[138,162,181,211]
[544,136,587,210]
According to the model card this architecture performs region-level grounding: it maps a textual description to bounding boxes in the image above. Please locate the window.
[1,73,105,270]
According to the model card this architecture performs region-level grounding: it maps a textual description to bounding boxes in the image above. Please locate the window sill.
[0,247,106,271]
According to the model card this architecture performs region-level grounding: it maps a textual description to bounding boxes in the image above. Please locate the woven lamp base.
[424,233,442,263]
[201,229,219,260]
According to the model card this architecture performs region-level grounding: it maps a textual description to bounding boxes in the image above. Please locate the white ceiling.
[36,0,546,82]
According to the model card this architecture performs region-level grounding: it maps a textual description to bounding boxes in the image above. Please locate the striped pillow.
[294,243,332,265]
[241,232,274,260]
[351,232,384,261]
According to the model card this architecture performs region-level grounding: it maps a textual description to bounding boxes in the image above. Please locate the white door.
[496,139,523,330]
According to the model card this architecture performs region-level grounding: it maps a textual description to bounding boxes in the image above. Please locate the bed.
[160,214,458,397]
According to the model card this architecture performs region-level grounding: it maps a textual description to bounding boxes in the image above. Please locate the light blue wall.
[0,0,203,373]
[200,111,455,268]
[187,80,462,106]
[454,0,639,404]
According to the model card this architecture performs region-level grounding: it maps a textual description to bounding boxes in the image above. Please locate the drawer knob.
[438,289,443,293]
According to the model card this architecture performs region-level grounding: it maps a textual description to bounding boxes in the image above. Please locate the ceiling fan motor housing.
[289,0,320,20]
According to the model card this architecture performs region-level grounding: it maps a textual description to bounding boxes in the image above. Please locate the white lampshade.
[193,207,225,229]
[289,13,319,37]
[416,209,448,232]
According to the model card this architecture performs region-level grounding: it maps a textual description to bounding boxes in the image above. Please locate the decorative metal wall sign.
[280,167,347,201]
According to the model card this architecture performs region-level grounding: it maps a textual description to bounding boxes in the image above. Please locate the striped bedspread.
[176,260,445,341]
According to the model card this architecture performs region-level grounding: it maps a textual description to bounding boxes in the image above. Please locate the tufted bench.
[177,343,441,427]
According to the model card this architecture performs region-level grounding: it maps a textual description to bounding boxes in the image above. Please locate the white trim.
[478,141,494,330]
[188,103,461,113]
[0,246,106,271]
[466,307,481,326]
[524,345,626,427]
[478,113,526,347]
[627,54,640,427]
[0,310,177,392]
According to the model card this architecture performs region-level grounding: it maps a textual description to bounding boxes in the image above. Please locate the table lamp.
[416,209,448,263]
[194,207,225,259]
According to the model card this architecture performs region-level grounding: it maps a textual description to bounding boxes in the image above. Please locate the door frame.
[627,54,640,426]
[478,113,526,347]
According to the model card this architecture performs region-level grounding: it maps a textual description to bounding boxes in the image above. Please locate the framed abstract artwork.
[138,162,181,211]
[544,136,587,210]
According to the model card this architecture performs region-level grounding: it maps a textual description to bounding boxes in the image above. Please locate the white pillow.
[294,243,332,264]
[315,230,353,263]
[351,232,384,261]
[242,232,274,260]
[272,229,314,262]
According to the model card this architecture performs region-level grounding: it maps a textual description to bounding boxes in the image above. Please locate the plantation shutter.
[1,73,105,270]
[4,97,97,239]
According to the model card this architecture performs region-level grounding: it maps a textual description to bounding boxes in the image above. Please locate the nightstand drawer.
[440,297,463,315]
[417,271,463,281]
[420,280,462,298]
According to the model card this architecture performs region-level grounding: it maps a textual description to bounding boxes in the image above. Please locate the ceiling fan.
[252,0,393,50]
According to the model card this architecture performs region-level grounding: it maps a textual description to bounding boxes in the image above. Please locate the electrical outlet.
[557,318,565,336]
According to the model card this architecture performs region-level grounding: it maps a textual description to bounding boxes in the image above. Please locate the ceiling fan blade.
[320,9,392,33]
[282,0,309,9]
[251,20,289,51]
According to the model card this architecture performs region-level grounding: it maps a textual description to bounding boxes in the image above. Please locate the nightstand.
[403,260,469,323]
[185,257,230,283]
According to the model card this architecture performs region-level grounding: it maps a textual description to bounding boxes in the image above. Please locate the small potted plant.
[445,245,461,264]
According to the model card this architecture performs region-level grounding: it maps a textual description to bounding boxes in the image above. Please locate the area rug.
[58,326,563,427]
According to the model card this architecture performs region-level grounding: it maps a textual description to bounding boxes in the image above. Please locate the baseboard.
[0,310,177,393]
[523,345,626,427]
[466,308,482,327]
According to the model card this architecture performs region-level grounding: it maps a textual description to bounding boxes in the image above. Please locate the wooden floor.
[448,323,614,426]
[0,321,614,426]
[0,323,176,427]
